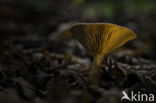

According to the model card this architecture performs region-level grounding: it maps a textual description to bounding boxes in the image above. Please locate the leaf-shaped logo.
[121,91,131,101]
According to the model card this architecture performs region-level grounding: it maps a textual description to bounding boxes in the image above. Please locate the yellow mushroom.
[69,23,137,86]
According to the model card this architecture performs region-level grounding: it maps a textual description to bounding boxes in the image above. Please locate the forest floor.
[0,1,156,103]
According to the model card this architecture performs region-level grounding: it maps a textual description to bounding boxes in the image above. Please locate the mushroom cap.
[70,23,137,56]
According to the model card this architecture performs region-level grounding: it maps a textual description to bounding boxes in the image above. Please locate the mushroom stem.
[93,54,103,65]
[89,54,103,87]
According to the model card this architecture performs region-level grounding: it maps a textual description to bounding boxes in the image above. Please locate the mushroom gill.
[69,23,137,86]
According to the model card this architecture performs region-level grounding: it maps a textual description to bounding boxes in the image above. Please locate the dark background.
[0,0,156,103]
[1,0,156,59]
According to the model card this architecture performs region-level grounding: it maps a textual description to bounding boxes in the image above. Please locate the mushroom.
[69,23,137,86]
